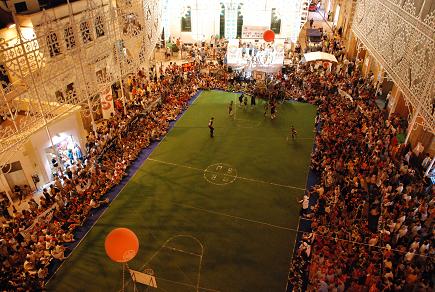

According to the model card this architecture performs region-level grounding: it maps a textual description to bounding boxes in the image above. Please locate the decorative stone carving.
[0,0,163,166]
[353,0,435,133]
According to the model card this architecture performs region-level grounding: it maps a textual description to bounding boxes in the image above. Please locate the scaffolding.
[0,0,163,168]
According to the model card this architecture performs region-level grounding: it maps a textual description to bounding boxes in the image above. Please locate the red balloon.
[263,30,275,42]
[105,228,139,263]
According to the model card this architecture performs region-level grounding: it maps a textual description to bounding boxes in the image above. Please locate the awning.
[306,29,322,37]
[302,52,338,63]
[307,29,322,43]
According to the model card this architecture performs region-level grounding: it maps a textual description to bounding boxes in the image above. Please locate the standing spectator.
[299,194,309,216]
[384,90,392,109]
[421,153,432,171]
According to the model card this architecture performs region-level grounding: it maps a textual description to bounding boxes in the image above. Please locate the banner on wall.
[227,39,284,67]
[242,26,269,39]
[226,39,241,65]
[101,87,115,119]
[273,39,285,65]
[182,62,195,72]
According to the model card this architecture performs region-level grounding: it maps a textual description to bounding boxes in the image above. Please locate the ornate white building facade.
[341,0,435,164]
[352,0,434,135]
[163,0,310,43]
[0,0,433,200]
[0,0,162,199]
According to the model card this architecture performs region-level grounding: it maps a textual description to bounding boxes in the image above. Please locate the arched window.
[271,8,281,34]
[64,26,76,50]
[236,4,243,38]
[46,31,61,57]
[95,15,105,38]
[80,20,93,44]
[181,6,191,32]
[219,3,225,38]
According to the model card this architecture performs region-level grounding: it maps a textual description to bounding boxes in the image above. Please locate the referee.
[208,117,214,137]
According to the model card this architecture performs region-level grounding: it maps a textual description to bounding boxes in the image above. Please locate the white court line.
[163,245,202,257]
[176,202,299,232]
[147,158,306,191]
[155,276,221,292]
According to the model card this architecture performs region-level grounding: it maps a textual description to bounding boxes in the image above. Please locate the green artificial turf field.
[47,90,317,292]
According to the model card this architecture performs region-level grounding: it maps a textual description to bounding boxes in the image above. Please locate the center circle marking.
[203,163,238,185]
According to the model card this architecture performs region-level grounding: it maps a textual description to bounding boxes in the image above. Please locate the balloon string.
[125,262,138,292]
[122,263,125,292]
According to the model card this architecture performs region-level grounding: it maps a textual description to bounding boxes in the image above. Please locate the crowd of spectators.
[0,31,433,291]
[140,45,434,292]
[286,44,434,291]
[0,63,199,290]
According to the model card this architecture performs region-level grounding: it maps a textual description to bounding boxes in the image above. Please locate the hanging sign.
[101,87,115,119]
[242,26,269,39]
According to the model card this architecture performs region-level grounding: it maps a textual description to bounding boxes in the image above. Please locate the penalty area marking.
[203,163,238,185]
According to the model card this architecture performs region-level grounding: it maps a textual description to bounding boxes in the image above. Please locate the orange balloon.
[263,30,275,42]
[105,228,139,263]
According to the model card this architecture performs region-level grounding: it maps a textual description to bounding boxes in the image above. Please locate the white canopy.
[302,52,338,63]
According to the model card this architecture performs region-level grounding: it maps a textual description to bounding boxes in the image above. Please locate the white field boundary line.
[163,245,202,257]
[285,134,316,291]
[176,202,299,232]
[46,91,205,286]
[154,276,221,292]
[173,202,435,260]
[147,158,306,191]
[45,148,153,285]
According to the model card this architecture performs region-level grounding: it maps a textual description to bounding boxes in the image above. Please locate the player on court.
[228,100,234,117]
[270,102,276,119]
[239,93,244,107]
[287,125,297,141]
[208,117,214,137]
[243,94,248,109]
